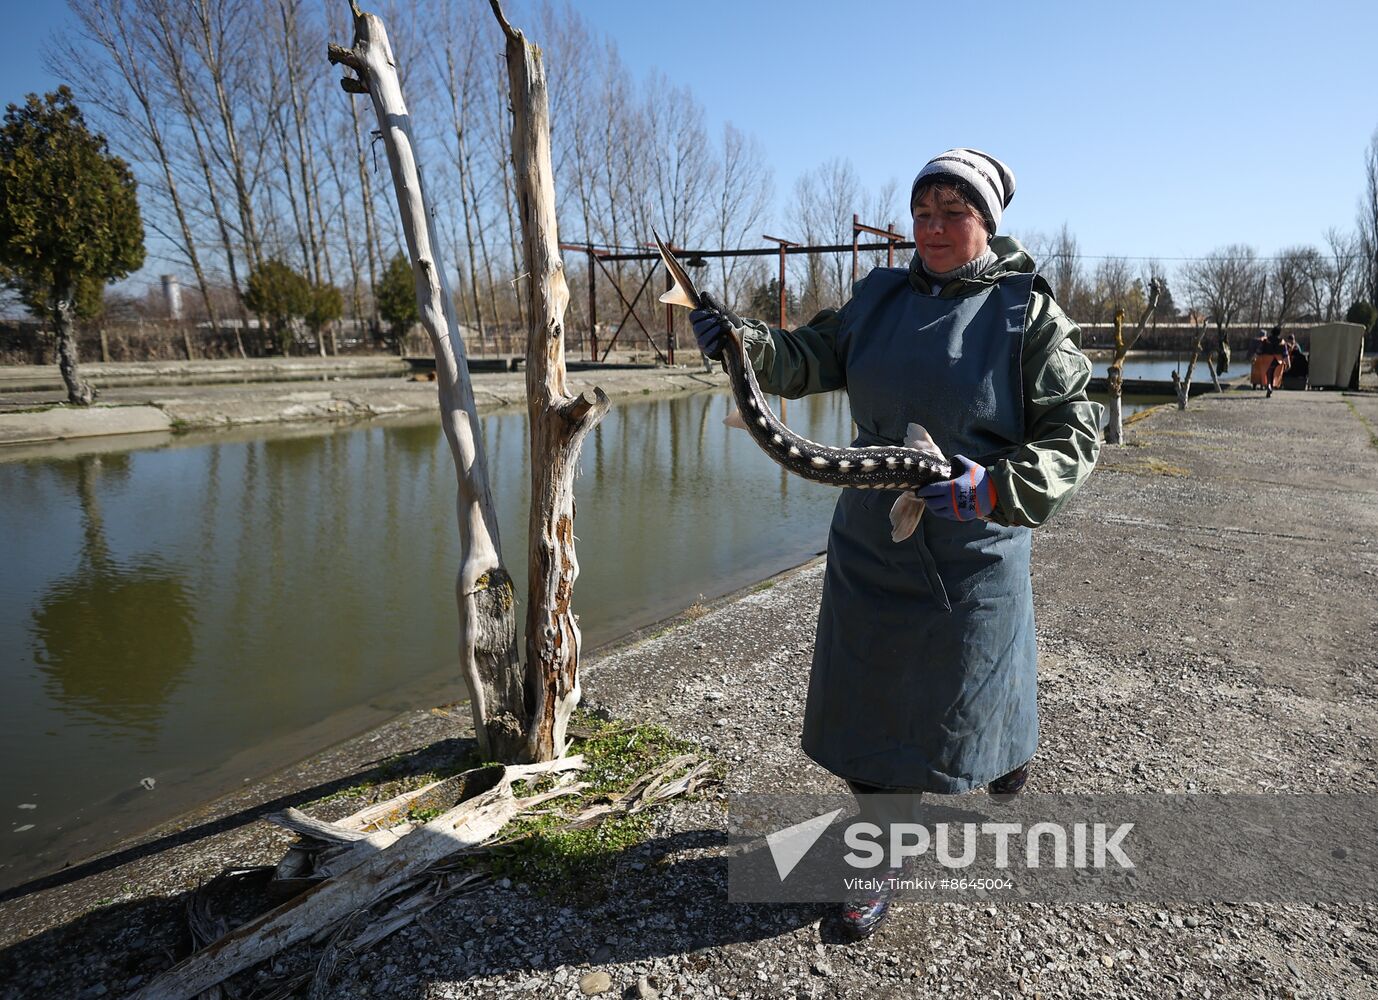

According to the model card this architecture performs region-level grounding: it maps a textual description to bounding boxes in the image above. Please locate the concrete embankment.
[0,357,728,447]
[1,376,1376,998]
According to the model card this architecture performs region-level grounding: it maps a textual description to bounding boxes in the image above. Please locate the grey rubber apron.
[800,270,1037,794]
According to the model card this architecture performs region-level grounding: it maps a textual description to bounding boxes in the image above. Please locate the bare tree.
[188,0,265,272]
[330,1,519,760]
[1089,256,1138,325]
[1322,227,1358,321]
[1269,246,1312,327]
[793,157,860,313]
[491,0,611,760]
[1042,222,1084,309]
[147,0,253,352]
[1359,127,1378,307]
[432,0,495,349]
[641,74,718,248]
[61,0,220,359]
[1180,244,1261,341]
[713,123,772,306]
[1103,278,1163,444]
[1171,311,1214,409]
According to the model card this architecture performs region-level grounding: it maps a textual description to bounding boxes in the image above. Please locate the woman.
[691,148,1103,939]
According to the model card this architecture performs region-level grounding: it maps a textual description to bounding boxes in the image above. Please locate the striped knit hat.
[910,148,1016,233]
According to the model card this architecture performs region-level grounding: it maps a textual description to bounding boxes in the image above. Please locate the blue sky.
[2,0,1375,263]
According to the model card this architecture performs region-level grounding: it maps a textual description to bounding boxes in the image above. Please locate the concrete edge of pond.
[0,365,733,451]
[0,403,173,446]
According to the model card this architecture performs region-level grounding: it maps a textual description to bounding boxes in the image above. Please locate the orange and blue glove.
[918,455,998,522]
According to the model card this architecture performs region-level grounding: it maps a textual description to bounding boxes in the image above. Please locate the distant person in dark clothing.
[1284,332,1308,383]
[1250,327,1282,390]
[1215,330,1230,375]
[1263,325,1289,397]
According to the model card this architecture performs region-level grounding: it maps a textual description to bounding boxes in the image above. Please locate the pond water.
[0,375,1172,890]
[0,389,854,890]
[1091,356,1230,382]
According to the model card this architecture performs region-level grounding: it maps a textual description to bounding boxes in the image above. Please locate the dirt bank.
[1,380,1376,999]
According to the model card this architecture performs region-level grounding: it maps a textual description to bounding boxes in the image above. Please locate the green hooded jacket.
[736,236,1103,528]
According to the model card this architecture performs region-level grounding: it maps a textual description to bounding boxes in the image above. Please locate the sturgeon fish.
[652,230,952,541]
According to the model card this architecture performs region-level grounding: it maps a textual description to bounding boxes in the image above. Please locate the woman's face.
[912,186,989,274]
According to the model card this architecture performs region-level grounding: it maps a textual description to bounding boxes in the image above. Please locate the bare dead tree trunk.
[491,0,610,761]
[1173,318,1211,409]
[330,2,526,762]
[1103,278,1163,445]
[1104,310,1126,443]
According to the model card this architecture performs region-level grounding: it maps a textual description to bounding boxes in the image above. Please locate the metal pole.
[852,213,860,283]
[665,270,675,366]
[762,234,801,423]
[587,244,597,362]
[777,246,785,422]
[778,245,787,328]
[763,234,799,329]
[887,225,897,268]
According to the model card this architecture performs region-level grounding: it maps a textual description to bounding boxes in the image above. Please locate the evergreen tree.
[747,277,797,323]
[243,259,311,355]
[0,88,144,404]
[305,282,344,355]
[376,252,419,355]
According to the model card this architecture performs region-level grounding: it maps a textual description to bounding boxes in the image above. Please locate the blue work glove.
[917,455,998,522]
[689,291,742,361]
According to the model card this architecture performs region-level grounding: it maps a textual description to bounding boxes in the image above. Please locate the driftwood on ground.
[129,757,586,1000]
[130,749,716,1000]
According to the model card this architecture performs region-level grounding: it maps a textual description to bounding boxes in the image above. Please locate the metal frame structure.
[559,217,914,364]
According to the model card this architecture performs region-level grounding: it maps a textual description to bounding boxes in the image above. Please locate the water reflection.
[29,456,195,732]
[0,387,854,887]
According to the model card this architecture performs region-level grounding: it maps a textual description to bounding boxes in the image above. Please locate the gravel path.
[2,382,1376,999]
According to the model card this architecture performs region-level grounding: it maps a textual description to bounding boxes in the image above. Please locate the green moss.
[752,579,775,592]
[485,709,713,902]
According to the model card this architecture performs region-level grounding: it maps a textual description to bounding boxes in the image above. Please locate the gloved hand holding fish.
[654,229,951,543]
[689,292,737,361]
